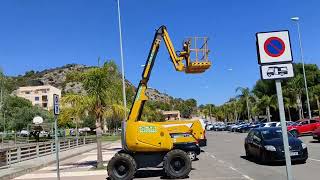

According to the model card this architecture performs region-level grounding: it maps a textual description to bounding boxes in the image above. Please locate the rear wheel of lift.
[187,151,197,161]
[164,149,191,179]
[107,153,136,180]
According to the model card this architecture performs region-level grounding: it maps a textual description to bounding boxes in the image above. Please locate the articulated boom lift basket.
[184,37,211,73]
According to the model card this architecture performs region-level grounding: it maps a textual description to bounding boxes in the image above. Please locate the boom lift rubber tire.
[107,153,136,180]
[163,149,192,179]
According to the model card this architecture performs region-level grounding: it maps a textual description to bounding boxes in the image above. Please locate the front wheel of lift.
[164,149,192,179]
[107,153,136,180]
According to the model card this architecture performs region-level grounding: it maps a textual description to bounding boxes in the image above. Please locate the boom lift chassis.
[107,26,211,180]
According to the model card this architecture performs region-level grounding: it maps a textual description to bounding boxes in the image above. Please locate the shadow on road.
[240,155,306,166]
[134,169,166,179]
[309,140,320,143]
[103,147,122,151]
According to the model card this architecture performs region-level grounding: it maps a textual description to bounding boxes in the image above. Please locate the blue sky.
[0,0,319,105]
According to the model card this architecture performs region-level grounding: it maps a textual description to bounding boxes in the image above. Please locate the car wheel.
[241,129,245,133]
[245,146,251,159]
[259,152,267,164]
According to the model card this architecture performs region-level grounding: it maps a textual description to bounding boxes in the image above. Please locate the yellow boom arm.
[127,26,210,123]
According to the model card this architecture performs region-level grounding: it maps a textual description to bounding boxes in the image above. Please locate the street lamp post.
[117,0,127,118]
[116,0,127,149]
[291,17,312,122]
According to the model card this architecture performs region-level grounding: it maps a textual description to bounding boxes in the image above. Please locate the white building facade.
[15,85,61,111]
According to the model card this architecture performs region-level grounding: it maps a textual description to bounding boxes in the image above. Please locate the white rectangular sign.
[260,63,294,80]
[53,94,59,115]
[256,30,293,64]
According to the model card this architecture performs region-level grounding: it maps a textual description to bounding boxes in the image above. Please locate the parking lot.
[135,130,320,180]
[13,130,320,180]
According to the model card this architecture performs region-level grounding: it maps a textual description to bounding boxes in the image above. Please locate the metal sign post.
[256,30,294,180]
[275,80,293,180]
[53,94,60,180]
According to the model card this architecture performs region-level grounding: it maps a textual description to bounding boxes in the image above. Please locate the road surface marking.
[228,166,254,180]
[14,170,107,179]
[309,158,320,162]
[207,152,254,180]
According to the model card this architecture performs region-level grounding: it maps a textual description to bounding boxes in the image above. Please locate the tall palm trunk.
[316,97,320,117]
[96,116,103,168]
[287,107,292,122]
[297,94,303,119]
[266,106,271,122]
[246,97,250,122]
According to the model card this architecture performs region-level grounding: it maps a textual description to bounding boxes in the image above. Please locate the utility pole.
[291,17,312,122]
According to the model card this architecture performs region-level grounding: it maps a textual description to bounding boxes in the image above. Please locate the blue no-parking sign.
[256,30,292,64]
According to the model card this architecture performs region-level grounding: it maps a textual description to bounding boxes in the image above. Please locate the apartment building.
[15,85,61,111]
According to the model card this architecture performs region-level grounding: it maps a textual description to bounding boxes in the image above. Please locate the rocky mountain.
[8,64,172,103]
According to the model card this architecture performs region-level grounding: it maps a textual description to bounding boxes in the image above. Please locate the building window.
[42,103,48,108]
[35,97,39,101]
[25,91,30,94]
[42,95,48,101]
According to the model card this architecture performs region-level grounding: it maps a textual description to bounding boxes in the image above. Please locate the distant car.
[276,121,295,127]
[261,122,278,128]
[312,128,320,141]
[236,124,251,133]
[19,130,30,137]
[217,124,227,131]
[39,131,49,138]
[206,124,214,131]
[231,122,245,132]
[245,127,308,164]
[287,119,320,137]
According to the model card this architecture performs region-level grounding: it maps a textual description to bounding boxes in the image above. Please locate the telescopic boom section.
[127,26,211,123]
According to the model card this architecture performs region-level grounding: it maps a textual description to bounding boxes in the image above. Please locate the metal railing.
[0,137,96,168]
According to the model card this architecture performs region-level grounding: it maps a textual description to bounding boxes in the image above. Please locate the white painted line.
[14,170,107,179]
[309,158,320,162]
[207,152,254,180]
[228,166,254,180]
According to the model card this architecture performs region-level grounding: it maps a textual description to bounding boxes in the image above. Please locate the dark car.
[313,128,320,141]
[236,124,251,133]
[244,127,308,164]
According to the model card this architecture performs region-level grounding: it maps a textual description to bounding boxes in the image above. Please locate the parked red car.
[313,128,320,141]
[287,119,320,137]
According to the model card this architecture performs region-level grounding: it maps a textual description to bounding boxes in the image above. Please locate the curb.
[1,141,119,180]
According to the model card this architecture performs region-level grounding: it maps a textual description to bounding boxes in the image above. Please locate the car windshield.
[260,129,293,140]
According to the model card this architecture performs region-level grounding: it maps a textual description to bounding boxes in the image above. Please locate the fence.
[0,137,95,168]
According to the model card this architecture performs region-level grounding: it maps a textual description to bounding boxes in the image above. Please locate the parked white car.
[262,122,278,127]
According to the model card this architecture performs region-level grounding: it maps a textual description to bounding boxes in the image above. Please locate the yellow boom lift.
[107,26,211,180]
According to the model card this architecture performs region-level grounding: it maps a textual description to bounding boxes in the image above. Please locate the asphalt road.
[13,132,320,180]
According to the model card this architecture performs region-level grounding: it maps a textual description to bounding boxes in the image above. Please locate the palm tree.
[285,75,304,120]
[66,61,125,168]
[61,94,87,140]
[284,97,296,122]
[258,95,277,122]
[236,87,252,121]
[310,85,320,117]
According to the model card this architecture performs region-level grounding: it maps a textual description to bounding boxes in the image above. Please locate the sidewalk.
[13,142,121,180]
[0,141,119,180]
